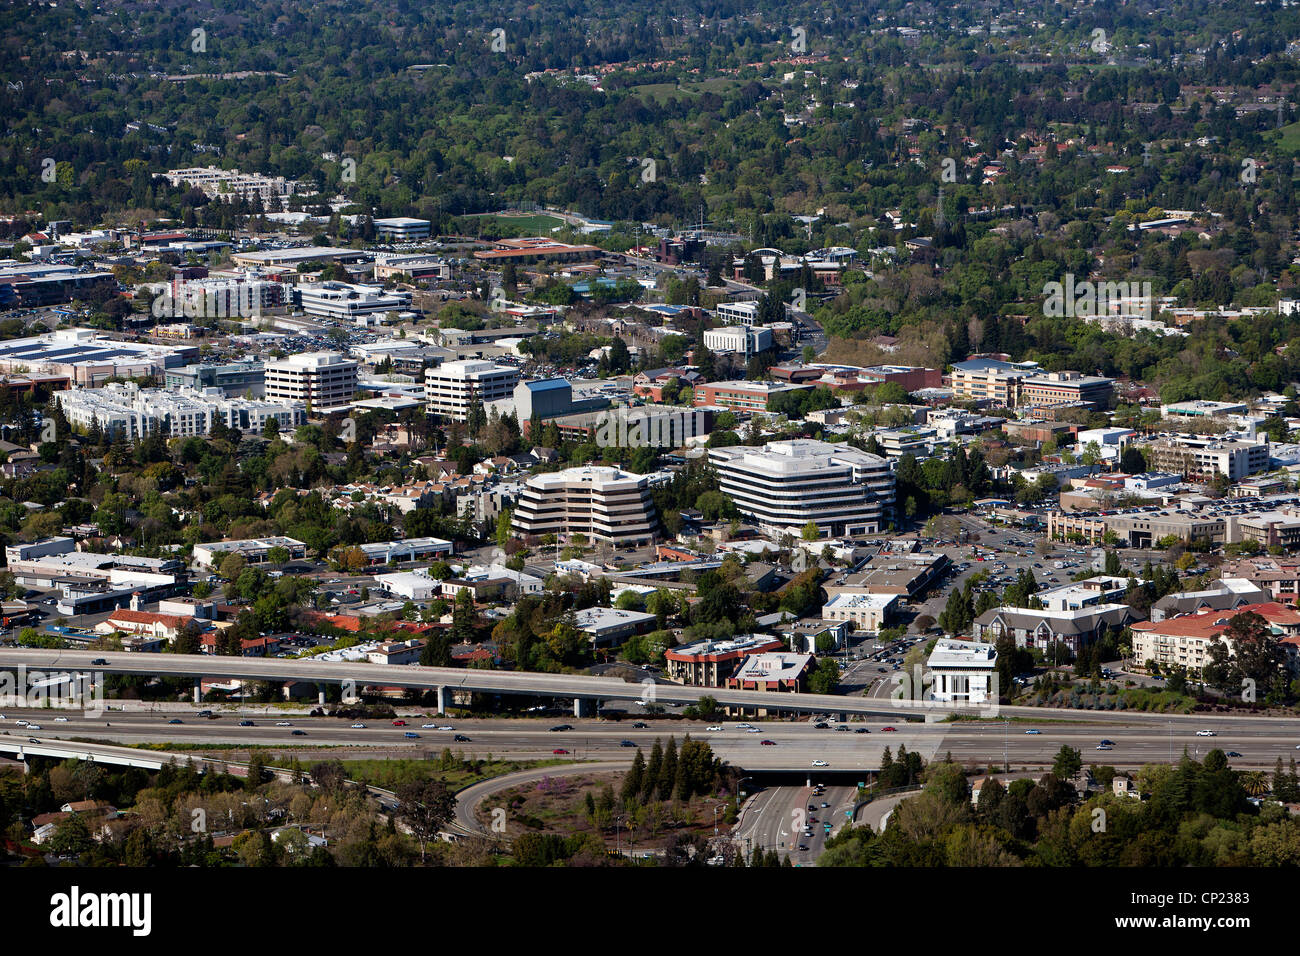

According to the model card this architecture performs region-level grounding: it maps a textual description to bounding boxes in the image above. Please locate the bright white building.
[702,325,773,360]
[820,591,898,631]
[264,352,358,410]
[512,466,658,544]
[373,217,431,242]
[294,282,411,321]
[708,439,895,538]
[926,639,998,704]
[424,360,521,421]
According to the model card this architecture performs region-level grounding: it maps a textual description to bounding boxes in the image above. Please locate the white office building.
[373,217,432,242]
[702,325,774,360]
[294,282,411,321]
[265,352,358,411]
[713,300,761,326]
[56,383,305,439]
[926,639,998,704]
[425,360,520,421]
[708,439,895,538]
[512,466,658,544]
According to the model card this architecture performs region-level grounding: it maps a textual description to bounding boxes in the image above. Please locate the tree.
[1051,745,1082,780]
[395,779,456,863]
[801,521,821,542]
[809,658,840,694]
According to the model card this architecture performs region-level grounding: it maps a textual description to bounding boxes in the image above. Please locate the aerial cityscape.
[0,0,1296,910]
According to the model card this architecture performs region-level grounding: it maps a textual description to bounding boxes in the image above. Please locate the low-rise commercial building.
[193,536,308,569]
[573,606,657,647]
[972,603,1133,655]
[926,639,998,704]
[664,634,785,686]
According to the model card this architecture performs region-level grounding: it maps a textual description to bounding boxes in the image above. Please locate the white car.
[54,717,69,722]
[275,721,292,727]
[746,727,761,733]
[421,723,438,729]
[438,725,454,731]
[736,723,753,730]
[27,724,42,731]
[1196,730,1216,737]
[350,723,367,729]
[706,725,724,731]
[811,760,829,767]
[15,720,28,727]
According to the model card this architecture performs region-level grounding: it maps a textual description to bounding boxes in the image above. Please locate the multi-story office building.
[712,300,761,326]
[692,380,811,412]
[1143,436,1269,482]
[511,465,658,545]
[373,218,432,242]
[708,439,895,538]
[424,360,520,421]
[663,634,786,687]
[926,639,998,704]
[292,282,411,321]
[947,358,1037,406]
[1019,370,1114,409]
[702,325,773,360]
[56,383,304,439]
[164,361,265,397]
[264,352,358,411]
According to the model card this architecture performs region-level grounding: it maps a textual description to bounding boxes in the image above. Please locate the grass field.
[1271,121,1300,153]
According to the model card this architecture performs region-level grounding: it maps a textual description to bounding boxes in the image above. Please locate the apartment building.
[264,352,359,410]
[971,603,1133,655]
[1130,602,1300,676]
[948,358,1036,406]
[511,465,659,545]
[1048,494,1300,548]
[424,360,520,421]
[708,439,895,538]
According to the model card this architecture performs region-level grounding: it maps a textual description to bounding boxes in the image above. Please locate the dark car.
[631,721,648,729]
[550,724,573,732]
[854,727,870,734]
[167,719,183,725]
[291,729,307,736]
[761,739,776,746]
[403,732,420,739]
[453,734,470,742]
[90,658,109,666]
[239,720,254,727]
[619,740,636,747]
[813,722,829,729]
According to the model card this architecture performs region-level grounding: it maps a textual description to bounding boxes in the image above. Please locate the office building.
[424,360,520,421]
[373,217,431,242]
[663,634,785,687]
[1143,437,1270,482]
[264,352,358,410]
[164,361,265,397]
[702,325,773,360]
[193,537,308,568]
[1019,370,1114,408]
[0,328,196,386]
[293,282,411,321]
[926,639,998,704]
[511,465,659,545]
[708,439,895,537]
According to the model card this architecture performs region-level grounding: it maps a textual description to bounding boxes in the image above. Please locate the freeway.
[2,706,1298,770]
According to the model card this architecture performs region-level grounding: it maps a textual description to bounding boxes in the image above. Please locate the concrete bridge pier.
[573,697,595,718]
[435,686,449,716]
[318,687,327,706]
[194,679,202,704]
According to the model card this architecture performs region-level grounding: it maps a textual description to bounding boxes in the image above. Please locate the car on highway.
[745,727,760,733]
[1096,744,1113,751]
[438,725,454,731]
[90,658,109,666]
[1196,730,1216,737]
[855,727,870,734]
[881,726,897,732]
[403,732,420,739]
[27,724,42,730]
[167,719,183,725]
[1226,751,1242,757]
[350,723,367,729]
[811,760,829,767]
[392,720,407,727]
[1100,739,1116,746]
[291,730,307,736]
[421,723,438,729]
[836,725,851,732]
[54,717,68,722]
[275,721,292,727]
[798,844,809,851]
[620,740,636,747]
[553,748,570,754]
[550,724,572,732]
[14,720,27,727]
[454,734,470,742]
[820,802,829,809]
[239,720,254,727]
[28,737,39,743]
[760,739,776,746]
[735,723,754,730]
[1025,729,1041,735]
[706,725,723,731]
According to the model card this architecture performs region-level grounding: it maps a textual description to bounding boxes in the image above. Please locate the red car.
[553,748,570,754]
[881,726,897,732]
[761,739,776,746]
[392,720,407,726]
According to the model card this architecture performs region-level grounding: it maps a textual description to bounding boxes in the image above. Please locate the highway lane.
[3,707,1294,769]
[735,783,856,863]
